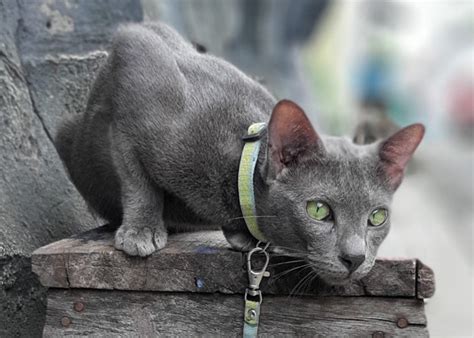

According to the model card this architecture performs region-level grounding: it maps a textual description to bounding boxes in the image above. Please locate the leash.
[238,122,271,337]
[243,242,270,338]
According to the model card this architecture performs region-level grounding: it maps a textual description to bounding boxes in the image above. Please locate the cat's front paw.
[115,225,168,256]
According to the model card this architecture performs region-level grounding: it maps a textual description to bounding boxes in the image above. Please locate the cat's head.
[257,99,425,284]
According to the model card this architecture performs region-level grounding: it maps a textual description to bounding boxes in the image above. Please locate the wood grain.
[416,259,436,299]
[32,226,435,298]
[43,289,428,337]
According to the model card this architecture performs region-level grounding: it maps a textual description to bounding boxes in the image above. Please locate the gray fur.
[56,23,423,284]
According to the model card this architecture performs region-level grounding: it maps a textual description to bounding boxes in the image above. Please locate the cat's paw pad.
[115,226,167,256]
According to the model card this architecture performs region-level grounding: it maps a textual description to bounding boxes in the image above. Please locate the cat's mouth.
[305,257,374,285]
[311,268,352,285]
[268,249,373,286]
[309,267,367,285]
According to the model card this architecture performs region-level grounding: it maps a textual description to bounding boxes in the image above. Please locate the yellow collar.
[238,122,268,243]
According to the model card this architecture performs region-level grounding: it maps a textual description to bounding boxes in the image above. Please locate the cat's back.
[107,22,275,135]
[56,22,275,225]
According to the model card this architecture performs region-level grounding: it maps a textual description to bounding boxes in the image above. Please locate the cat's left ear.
[378,123,425,190]
[266,99,324,179]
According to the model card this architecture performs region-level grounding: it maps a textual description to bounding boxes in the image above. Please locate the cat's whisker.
[297,270,316,295]
[291,276,310,299]
[269,253,307,259]
[271,245,308,254]
[288,267,314,299]
[295,270,319,300]
[269,263,312,284]
[268,259,306,267]
[270,267,305,282]
[305,270,320,291]
[288,267,319,301]
[226,215,278,222]
[305,271,321,294]
[270,252,308,259]
[271,251,307,257]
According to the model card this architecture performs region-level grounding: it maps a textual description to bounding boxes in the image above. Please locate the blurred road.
[378,142,473,337]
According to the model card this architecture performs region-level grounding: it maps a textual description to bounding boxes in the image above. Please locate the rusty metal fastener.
[397,317,409,328]
[73,301,85,312]
[372,331,385,338]
[61,316,71,328]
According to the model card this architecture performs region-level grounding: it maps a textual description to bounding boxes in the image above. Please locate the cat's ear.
[378,123,425,189]
[267,99,323,178]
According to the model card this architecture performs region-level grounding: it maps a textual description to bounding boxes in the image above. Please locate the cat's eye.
[306,201,332,221]
[368,208,388,227]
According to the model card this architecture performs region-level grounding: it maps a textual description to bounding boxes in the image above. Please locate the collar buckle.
[242,122,267,142]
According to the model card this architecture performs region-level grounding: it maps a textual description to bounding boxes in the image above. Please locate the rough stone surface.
[24,51,108,137]
[16,0,143,56]
[0,256,47,337]
[0,0,95,259]
[0,0,143,336]
[0,51,96,256]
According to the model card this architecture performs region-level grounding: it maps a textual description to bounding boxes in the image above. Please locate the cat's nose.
[338,253,365,273]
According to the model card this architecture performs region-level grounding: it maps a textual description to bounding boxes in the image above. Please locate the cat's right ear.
[266,99,324,179]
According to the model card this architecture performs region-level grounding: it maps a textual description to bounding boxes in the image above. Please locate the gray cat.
[56,23,424,284]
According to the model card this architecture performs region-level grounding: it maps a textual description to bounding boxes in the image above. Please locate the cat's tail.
[55,115,80,169]
[55,114,124,227]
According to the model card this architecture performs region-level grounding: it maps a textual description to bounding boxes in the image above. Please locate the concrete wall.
[0,1,142,336]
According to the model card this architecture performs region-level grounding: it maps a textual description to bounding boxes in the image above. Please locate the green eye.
[369,209,388,227]
[306,201,332,221]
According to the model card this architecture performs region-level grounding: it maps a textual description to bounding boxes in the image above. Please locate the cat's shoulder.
[112,22,195,55]
[104,23,194,100]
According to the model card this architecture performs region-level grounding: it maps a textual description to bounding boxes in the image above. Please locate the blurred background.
[0,0,472,336]
[151,1,473,336]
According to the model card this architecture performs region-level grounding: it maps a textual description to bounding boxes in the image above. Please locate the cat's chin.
[318,274,352,286]
[315,268,372,286]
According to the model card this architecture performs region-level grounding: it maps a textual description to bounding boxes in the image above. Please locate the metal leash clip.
[243,242,270,338]
[245,242,271,300]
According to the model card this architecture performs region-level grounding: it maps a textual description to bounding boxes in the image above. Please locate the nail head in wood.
[372,331,385,338]
[73,301,85,312]
[61,316,71,328]
[397,317,409,328]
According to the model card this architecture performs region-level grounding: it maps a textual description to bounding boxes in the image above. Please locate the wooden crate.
[32,225,435,336]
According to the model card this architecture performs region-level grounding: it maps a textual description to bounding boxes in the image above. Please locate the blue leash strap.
[243,298,261,338]
[243,244,270,337]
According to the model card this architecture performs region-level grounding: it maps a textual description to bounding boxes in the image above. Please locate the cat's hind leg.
[112,134,167,256]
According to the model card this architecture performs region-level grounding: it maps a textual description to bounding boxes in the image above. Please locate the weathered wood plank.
[30,251,68,288]
[32,226,434,298]
[416,260,435,299]
[264,257,417,297]
[43,289,428,337]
